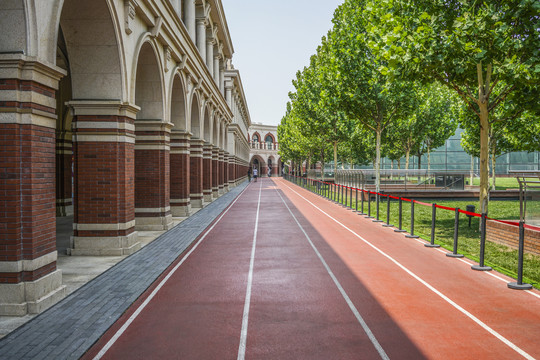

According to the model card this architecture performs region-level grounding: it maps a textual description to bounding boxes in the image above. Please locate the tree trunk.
[427,145,431,175]
[405,150,410,170]
[479,101,490,214]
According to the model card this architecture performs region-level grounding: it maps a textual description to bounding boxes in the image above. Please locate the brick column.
[0,56,66,315]
[70,101,140,256]
[203,142,213,203]
[228,156,236,189]
[134,120,173,230]
[56,137,73,216]
[170,130,191,217]
[223,152,230,193]
[218,150,225,194]
[189,138,204,208]
[211,146,220,199]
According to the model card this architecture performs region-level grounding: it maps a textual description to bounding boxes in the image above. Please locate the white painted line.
[93,185,251,360]
[237,180,262,360]
[280,181,536,360]
[275,189,390,360]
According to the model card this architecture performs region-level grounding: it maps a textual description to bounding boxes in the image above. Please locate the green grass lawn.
[305,180,540,289]
[472,177,521,190]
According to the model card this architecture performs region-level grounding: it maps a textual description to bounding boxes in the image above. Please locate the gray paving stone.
[0,182,248,359]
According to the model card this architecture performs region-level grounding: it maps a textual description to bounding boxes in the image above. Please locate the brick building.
[0,0,251,315]
[248,123,282,177]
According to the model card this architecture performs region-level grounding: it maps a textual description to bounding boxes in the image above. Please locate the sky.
[222,0,344,127]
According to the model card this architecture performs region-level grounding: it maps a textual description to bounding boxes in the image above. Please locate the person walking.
[247,168,252,182]
[253,167,258,182]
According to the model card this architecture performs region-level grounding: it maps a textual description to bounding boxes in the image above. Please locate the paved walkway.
[0,182,249,359]
[2,178,540,359]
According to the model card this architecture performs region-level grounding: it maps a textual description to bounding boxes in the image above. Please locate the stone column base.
[135,215,173,231]
[190,193,204,209]
[212,187,219,199]
[0,270,66,316]
[69,232,140,256]
[171,199,191,217]
[203,190,213,203]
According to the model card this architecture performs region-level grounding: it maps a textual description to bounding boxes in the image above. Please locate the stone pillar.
[219,64,225,95]
[211,146,220,199]
[183,0,196,42]
[203,142,213,203]
[70,101,140,256]
[196,19,207,63]
[0,56,66,315]
[189,138,204,208]
[206,40,214,75]
[170,130,191,217]
[218,150,225,194]
[134,120,173,231]
[56,136,73,216]
[214,56,220,84]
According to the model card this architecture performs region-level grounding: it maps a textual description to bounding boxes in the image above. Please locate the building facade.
[248,123,282,177]
[0,0,251,315]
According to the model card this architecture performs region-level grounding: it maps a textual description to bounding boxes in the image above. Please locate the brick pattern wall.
[486,220,540,256]
[212,148,219,193]
[202,145,213,198]
[189,142,203,203]
[0,124,57,262]
[73,115,135,237]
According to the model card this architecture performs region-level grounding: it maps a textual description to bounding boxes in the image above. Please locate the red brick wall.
[486,220,540,256]
[170,153,190,204]
[203,156,212,192]
[0,123,57,282]
[55,140,72,211]
[212,158,219,189]
[73,139,135,236]
[190,156,203,199]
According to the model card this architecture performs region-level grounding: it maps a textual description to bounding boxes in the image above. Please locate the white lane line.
[275,189,390,360]
[280,181,536,360]
[237,180,263,360]
[93,184,251,360]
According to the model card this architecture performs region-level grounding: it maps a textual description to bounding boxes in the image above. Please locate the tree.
[327,0,417,192]
[365,0,540,213]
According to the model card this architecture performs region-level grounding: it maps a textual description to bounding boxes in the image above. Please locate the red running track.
[84,178,540,360]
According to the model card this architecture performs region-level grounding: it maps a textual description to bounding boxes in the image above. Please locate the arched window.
[265,135,273,148]
[252,134,259,143]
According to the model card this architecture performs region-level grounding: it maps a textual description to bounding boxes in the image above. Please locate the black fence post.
[373,193,383,223]
[355,188,358,212]
[383,195,393,227]
[472,213,492,271]
[508,221,533,289]
[361,190,365,214]
[366,192,374,218]
[446,208,464,258]
[425,203,440,248]
[405,201,420,238]
[394,197,407,233]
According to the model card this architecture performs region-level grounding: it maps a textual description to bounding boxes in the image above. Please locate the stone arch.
[56,0,127,255]
[170,72,187,130]
[251,131,261,143]
[133,40,171,230]
[190,91,201,138]
[203,105,212,142]
[250,154,266,177]
[264,132,276,144]
[60,0,124,100]
[134,41,164,120]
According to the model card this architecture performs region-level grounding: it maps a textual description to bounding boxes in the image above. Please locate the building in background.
[248,123,282,177]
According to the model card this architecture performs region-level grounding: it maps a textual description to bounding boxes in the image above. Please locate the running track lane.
[84,178,540,359]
